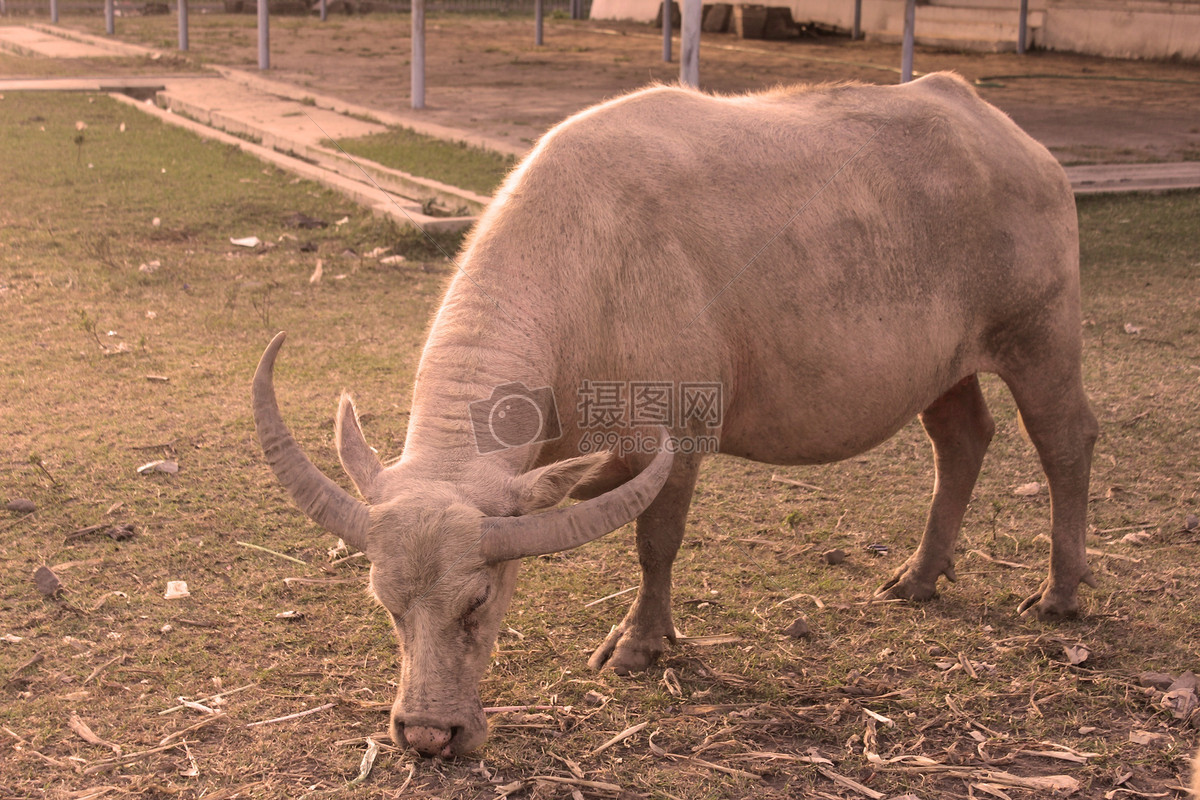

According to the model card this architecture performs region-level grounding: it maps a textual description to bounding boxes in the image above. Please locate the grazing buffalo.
[253,72,1096,757]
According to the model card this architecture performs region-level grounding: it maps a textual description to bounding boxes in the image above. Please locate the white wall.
[589,0,1200,61]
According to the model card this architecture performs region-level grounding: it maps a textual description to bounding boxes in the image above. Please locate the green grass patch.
[329,126,517,196]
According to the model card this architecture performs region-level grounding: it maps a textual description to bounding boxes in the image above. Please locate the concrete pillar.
[535,0,543,46]
[105,0,114,35]
[412,0,425,109]
[257,0,269,69]
[320,0,326,22]
[900,0,915,82]
[852,0,861,40]
[680,0,700,87]
[662,0,671,62]
[178,0,188,51]
[1017,0,1028,54]
[51,0,59,24]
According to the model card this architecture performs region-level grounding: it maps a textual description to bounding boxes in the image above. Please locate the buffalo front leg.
[589,452,701,674]
[877,374,995,602]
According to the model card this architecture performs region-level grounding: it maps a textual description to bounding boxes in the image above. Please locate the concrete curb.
[108,93,476,233]
[153,84,491,214]
[26,21,166,59]
[212,66,526,159]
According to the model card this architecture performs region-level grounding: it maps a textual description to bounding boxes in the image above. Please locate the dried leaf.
[676,633,741,646]
[164,581,190,600]
[345,737,380,788]
[1121,531,1152,545]
[230,236,261,248]
[590,721,647,755]
[1013,482,1042,497]
[309,259,323,284]
[1063,644,1090,665]
[274,610,304,620]
[1123,322,1144,334]
[137,460,179,475]
[379,255,407,265]
[1128,730,1168,745]
[69,713,122,754]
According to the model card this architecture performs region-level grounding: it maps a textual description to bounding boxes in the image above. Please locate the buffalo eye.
[461,588,489,631]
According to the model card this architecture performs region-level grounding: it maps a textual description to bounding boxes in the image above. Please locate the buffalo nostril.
[404,724,453,757]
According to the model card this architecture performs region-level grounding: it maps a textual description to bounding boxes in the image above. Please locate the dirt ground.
[39,14,1200,163]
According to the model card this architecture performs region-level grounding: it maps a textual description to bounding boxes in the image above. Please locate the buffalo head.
[251,332,671,757]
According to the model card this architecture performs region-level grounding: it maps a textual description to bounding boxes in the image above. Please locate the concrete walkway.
[1,22,1198,227]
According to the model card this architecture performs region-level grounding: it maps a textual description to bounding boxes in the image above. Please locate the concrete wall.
[588,0,1200,61]
[1042,4,1200,60]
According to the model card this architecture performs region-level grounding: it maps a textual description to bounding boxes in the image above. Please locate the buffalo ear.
[510,452,614,514]
[336,393,384,498]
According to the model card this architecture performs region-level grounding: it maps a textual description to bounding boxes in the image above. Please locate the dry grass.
[1,91,1198,800]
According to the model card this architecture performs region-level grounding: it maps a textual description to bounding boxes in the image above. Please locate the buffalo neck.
[398,269,557,480]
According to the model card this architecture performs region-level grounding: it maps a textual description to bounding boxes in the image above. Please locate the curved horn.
[252,332,370,553]
[479,429,674,563]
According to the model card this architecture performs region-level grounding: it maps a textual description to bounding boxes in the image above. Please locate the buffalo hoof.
[874,559,955,602]
[1017,572,1095,618]
[588,624,672,675]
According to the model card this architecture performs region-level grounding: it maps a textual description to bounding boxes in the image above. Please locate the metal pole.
[178,0,188,51]
[662,0,671,62]
[50,0,58,23]
[412,0,425,109]
[680,0,700,87]
[105,0,114,35]
[257,0,268,69]
[1017,0,1028,54]
[535,0,543,46]
[320,0,326,21]
[900,0,915,83]
[852,0,861,40]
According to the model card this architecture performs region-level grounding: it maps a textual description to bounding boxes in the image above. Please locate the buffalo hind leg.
[589,452,702,674]
[876,374,995,601]
[1003,367,1098,617]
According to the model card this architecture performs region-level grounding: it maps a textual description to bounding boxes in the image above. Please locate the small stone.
[34,566,62,597]
[782,617,811,639]
[1184,513,1199,532]
[6,498,35,513]
[821,548,846,565]
[1168,671,1199,693]
[1139,671,1176,691]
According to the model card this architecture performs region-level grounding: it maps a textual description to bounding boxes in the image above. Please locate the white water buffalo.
[253,72,1097,758]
